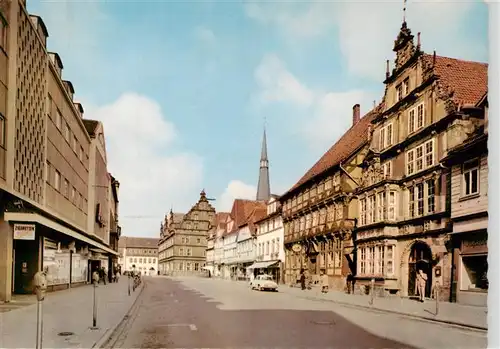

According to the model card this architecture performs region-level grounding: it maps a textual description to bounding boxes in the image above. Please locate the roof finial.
[403,0,407,23]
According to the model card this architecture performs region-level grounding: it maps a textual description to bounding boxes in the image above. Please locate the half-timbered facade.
[354,21,488,301]
[280,105,379,291]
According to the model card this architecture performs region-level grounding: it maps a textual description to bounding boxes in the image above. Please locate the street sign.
[14,224,36,240]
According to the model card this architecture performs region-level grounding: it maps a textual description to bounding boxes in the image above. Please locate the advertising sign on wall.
[13,224,36,240]
[71,253,88,283]
[43,238,70,286]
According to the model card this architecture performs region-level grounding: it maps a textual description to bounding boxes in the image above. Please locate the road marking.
[161,323,197,331]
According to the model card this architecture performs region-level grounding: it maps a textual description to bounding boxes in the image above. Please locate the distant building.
[158,190,215,275]
[206,212,230,276]
[118,237,159,276]
[251,195,285,283]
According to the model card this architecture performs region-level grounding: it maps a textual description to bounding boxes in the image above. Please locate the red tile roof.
[223,199,267,235]
[424,54,488,106]
[118,236,159,249]
[284,107,380,197]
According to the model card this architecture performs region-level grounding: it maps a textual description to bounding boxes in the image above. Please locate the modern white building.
[249,196,285,283]
[118,237,159,276]
[206,212,229,277]
[235,223,256,280]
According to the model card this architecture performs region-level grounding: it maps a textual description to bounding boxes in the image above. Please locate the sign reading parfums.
[13,224,36,240]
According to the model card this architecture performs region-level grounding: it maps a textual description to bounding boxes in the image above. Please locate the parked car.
[250,274,278,292]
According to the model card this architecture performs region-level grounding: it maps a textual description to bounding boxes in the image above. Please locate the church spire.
[256,126,271,201]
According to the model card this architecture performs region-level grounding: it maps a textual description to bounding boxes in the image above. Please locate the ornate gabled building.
[354,20,487,301]
[280,104,380,290]
[158,190,216,275]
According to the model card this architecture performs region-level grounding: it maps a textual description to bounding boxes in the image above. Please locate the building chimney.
[353,104,360,125]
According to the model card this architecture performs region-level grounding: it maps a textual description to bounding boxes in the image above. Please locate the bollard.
[369,278,375,306]
[128,275,131,296]
[435,281,440,315]
[91,271,99,330]
[33,269,47,349]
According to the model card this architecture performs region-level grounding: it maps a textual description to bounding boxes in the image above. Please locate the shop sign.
[13,224,36,240]
[292,244,302,253]
[462,237,488,255]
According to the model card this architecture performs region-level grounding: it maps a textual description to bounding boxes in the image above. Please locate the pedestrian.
[320,271,329,293]
[300,269,306,290]
[416,269,427,302]
[346,273,354,294]
[115,270,120,283]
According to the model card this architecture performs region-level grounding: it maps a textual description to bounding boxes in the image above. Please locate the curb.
[92,281,146,349]
[292,293,487,332]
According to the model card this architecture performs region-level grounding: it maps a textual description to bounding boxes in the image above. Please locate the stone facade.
[0,1,119,302]
[354,21,487,301]
[158,190,215,276]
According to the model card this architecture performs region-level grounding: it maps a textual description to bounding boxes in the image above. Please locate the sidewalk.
[279,285,487,330]
[0,277,143,348]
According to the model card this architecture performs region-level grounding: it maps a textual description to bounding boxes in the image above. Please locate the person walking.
[416,269,427,302]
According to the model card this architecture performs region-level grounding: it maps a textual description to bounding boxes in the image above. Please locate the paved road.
[106,277,487,349]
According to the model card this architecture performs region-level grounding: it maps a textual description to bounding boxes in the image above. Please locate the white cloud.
[255,53,315,106]
[216,180,256,212]
[245,1,487,81]
[193,26,216,45]
[86,93,204,237]
[254,54,376,150]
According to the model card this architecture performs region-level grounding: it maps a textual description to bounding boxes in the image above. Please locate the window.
[64,122,70,142]
[187,248,192,256]
[360,199,367,226]
[463,159,479,196]
[54,170,61,190]
[406,139,434,176]
[194,262,199,271]
[45,161,50,182]
[186,262,191,271]
[139,258,143,263]
[388,191,397,220]
[396,83,403,101]
[79,146,84,161]
[408,103,425,134]
[179,248,184,256]
[197,238,201,244]
[376,192,386,221]
[461,255,488,291]
[367,195,375,224]
[72,136,77,152]
[427,179,435,213]
[408,181,435,217]
[360,248,366,274]
[63,178,69,197]
[71,186,76,202]
[382,161,392,178]
[56,110,62,129]
[376,245,385,275]
[379,124,393,150]
[403,77,410,95]
[335,204,343,221]
[129,258,133,264]
[386,246,394,275]
[0,114,5,148]
[266,241,269,255]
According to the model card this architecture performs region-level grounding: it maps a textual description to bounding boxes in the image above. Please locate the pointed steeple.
[256,127,271,201]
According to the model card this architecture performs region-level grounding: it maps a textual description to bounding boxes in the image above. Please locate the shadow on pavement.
[116,278,418,349]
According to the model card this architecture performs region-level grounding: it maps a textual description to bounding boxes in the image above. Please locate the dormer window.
[403,78,410,95]
[396,83,403,102]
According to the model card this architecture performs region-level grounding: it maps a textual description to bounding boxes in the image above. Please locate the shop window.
[461,255,488,291]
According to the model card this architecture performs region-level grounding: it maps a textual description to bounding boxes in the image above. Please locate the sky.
[27,0,489,238]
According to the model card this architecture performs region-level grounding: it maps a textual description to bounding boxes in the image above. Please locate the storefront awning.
[4,212,119,256]
[247,260,279,270]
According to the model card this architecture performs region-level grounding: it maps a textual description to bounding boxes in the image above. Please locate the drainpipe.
[340,161,359,186]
